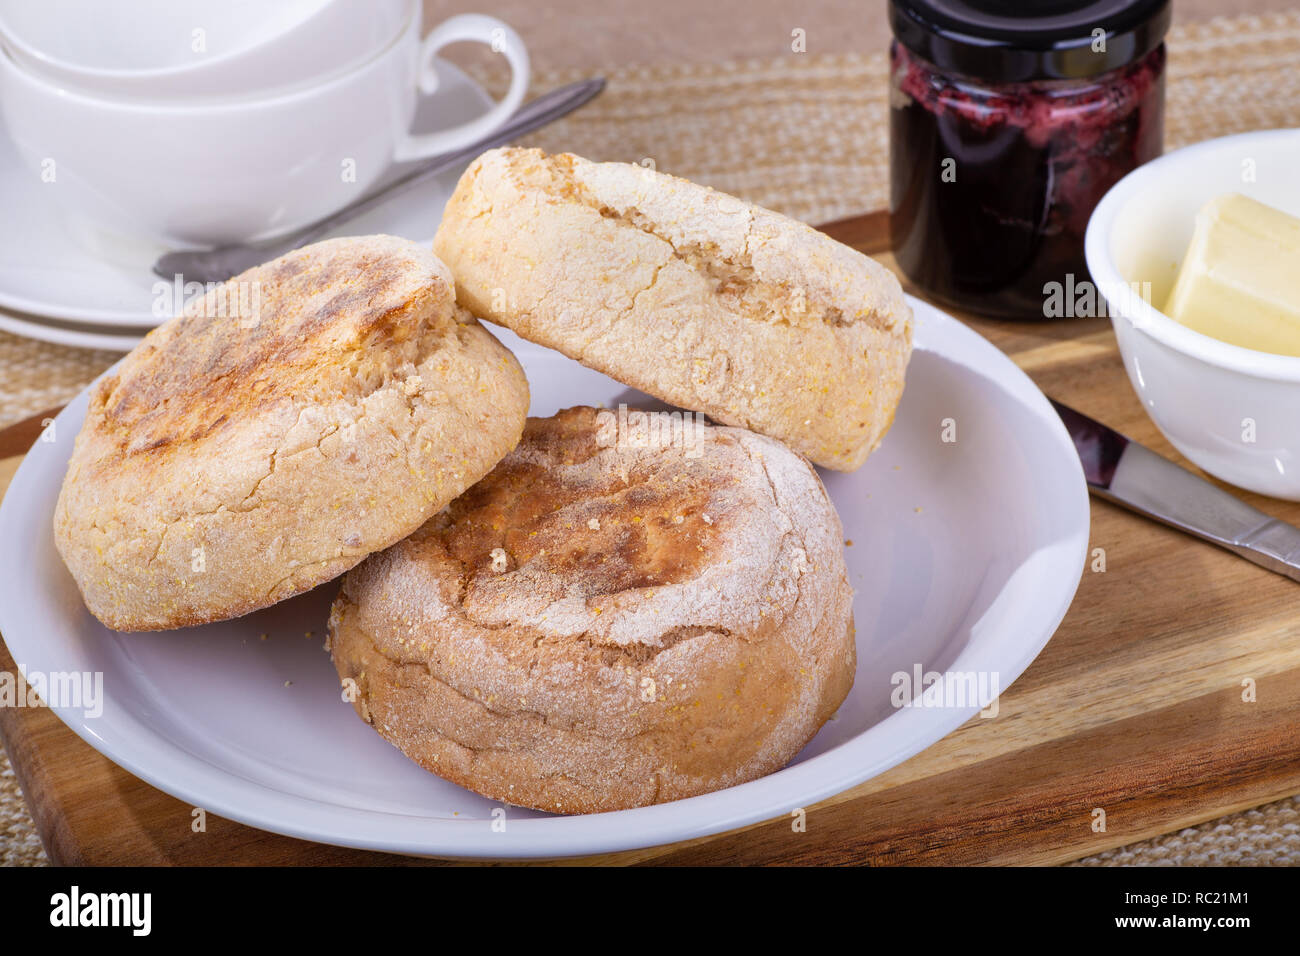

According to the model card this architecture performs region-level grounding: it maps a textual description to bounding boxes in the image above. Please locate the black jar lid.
[889,0,1171,82]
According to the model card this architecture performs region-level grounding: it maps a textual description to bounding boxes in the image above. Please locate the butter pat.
[1164,193,1300,356]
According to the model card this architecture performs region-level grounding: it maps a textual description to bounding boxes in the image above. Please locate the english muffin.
[329,405,855,814]
[433,147,913,471]
[54,235,530,632]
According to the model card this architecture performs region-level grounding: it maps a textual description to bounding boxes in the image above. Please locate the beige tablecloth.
[5,9,1300,866]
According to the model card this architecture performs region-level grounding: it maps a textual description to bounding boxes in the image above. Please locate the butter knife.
[1051,399,1300,583]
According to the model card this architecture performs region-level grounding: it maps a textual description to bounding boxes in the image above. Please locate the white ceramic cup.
[0,0,411,100]
[0,2,530,246]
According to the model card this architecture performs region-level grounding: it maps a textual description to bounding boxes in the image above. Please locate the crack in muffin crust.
[433,147,913,470]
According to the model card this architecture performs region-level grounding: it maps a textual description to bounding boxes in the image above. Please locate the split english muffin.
[54,235,530,631]
[433,147,913,471]
[328,405,855,814]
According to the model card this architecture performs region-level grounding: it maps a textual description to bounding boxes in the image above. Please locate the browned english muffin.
[433,147,913,471]
[329,406,856,814]
[54,235,530,631]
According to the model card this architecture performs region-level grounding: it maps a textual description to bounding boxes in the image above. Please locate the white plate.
[0,297,1089,859]
[0,58,491,327]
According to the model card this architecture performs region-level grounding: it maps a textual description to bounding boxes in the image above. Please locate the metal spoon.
[153,77,605,283]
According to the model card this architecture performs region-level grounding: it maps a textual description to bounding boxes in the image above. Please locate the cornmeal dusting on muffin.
[52,236,530,631]
[433,147,912,471]
[328,406,855,814]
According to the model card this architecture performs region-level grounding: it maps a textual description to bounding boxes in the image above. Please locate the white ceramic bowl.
[0,4,528,246]
[1085,128,1300,500]
[0,0,407,99]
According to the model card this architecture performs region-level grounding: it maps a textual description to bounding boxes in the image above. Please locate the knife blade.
[1050,399,1300,584]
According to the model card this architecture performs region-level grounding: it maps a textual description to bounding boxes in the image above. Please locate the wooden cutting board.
[3,210,1299,866]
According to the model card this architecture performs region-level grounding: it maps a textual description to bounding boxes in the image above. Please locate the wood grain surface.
[3,211,1299,865]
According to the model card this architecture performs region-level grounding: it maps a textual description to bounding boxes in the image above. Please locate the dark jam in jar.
[888,0,1169,318]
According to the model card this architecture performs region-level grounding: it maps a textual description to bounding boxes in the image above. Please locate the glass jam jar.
[889,0,1169,318]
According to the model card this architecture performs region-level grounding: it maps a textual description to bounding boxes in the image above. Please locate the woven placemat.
[5,10,1300,866]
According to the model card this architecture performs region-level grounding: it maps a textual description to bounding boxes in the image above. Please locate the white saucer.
[0,58,492,329]
[0,305,145,351]
[0,297,1090,859]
